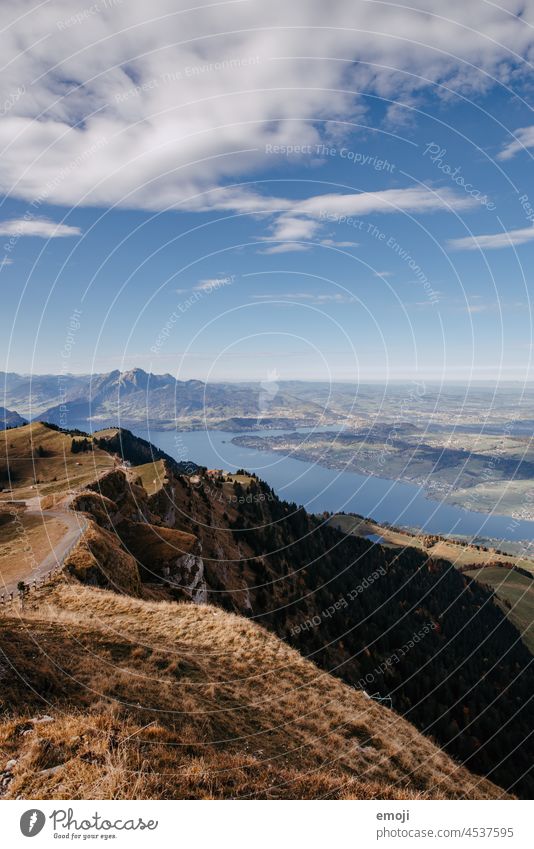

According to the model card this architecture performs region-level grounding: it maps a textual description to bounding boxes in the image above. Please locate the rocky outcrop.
[63,520,142,597]
[70,492,120,531]
[146,472,177,526]
[165,552,207,604]
[70,468,208,604]
[119,522,206,603]
[86,469,156,524]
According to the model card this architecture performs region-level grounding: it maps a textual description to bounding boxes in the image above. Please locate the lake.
[131,426,534,544]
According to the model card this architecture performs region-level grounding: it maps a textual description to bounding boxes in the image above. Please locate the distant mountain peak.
[119,368,150,386]
[0,406,27,430]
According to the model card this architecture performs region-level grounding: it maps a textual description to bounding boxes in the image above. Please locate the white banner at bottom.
[1,799,531,848]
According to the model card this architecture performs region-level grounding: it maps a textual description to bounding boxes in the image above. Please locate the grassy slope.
[0,580,507,801]
[132,459,167,495]
[0,426,524,800]
[0,423,114,499]
[465,566,534,655]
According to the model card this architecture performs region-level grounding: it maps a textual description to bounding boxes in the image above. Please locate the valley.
[137,426,534,542]
[3,369,534,526]
[4,369,534,434]
[1,423,533,800]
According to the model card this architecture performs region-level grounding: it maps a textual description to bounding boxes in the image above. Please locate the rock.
[169,553,207,604]
[5,759,17,770]
[39,764,63,777]
[32,715,54,724]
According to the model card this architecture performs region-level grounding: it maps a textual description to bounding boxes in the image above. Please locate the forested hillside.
[62,435,534,798]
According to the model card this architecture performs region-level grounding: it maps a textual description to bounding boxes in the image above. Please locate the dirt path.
[0,506,87,598]
[0,464,122,600]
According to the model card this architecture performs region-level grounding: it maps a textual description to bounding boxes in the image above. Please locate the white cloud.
[176,276,234,292]
[234,185,476,251]
[497,126,534,160]
[259,243,311,254]
[466,301,493,314]
[408,293,524,312]
[259,214,321,248]
[257,211,362,251]
[319,239,359,248]
[194,277,233,291]
[449,226,534,251]
[295,187,475,218]
[0,218,81,237]
[0,0,531,213]
[253,292,356,303]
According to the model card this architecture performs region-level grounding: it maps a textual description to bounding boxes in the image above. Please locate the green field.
[465,566,534,655]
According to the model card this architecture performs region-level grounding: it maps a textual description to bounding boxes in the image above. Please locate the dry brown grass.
[0,423,114,500]
[133,460,167,496]
[0,580,508,800]
[119,522,198,566]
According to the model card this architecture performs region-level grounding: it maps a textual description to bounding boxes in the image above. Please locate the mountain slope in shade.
[0,406,27,429]
[0,582,507,800]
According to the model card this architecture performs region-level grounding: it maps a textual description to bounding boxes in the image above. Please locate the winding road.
[1,462,128,602]
[1,501,88,599]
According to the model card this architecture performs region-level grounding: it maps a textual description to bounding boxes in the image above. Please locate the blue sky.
[1,0,533,382]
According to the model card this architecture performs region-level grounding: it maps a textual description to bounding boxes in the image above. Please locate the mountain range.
[4,369,534,434]
[1,368,338,430]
